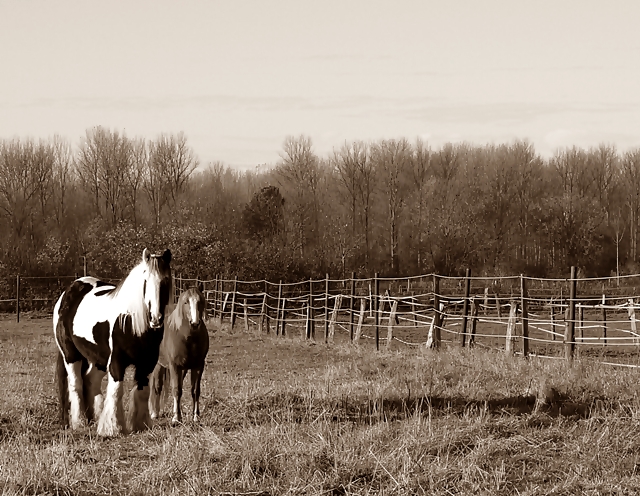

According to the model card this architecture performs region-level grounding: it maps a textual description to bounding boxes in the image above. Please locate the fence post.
[350,272,355,341]
[484,287,489,315]
[460,268,471,347]
[601,295,607,345]
[172,274,177,304]
[354,297,366,343]
[521,275,529,358]
[565,266,577,361]
[328,294,342,343]
[276,280,283,336]
[260,293,268,333]
[243,299,249,333]
[505,300,518,355]
[308,278,315,339]
[16,275,20,323]
[425,317,435,348]
[218,276,223,320]
[221,292,229,325]
[432,275,441,349]
[302,298,311,340]
[578,303,584,344]
[550,298,556,341]
[212,276,218,319]
[386,299,398,350]
[324,274,329,343]
[469,298,478,347]
[628,299,638,345]
[230,276,238,330]
[281,297,287,336]
[495,293,502,318]
[411,291,417,327]
[374,273,380,351]
[369,281,373,318]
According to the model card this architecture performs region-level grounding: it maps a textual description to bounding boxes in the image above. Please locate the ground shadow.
[235,389,593,428]
[337,392,592,422]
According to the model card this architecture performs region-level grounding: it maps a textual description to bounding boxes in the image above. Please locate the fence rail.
[6,268,640,364]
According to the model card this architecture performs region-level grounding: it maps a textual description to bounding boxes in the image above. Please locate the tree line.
[1,126,639,281]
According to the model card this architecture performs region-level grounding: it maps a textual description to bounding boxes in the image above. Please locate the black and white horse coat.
[54,248,172,437]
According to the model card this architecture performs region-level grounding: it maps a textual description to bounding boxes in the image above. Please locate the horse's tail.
[56,351,69,428]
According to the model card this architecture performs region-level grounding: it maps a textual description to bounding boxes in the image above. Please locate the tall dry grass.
[1,317,640,494]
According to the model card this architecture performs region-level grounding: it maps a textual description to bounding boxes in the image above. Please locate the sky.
[1,0,639,170]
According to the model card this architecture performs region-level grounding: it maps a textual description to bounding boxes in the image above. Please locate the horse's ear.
[142,248,151,264]
[162,249,172,264]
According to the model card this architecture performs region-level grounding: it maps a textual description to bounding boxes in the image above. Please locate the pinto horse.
[149,285,209,424]
[54,248,173,437]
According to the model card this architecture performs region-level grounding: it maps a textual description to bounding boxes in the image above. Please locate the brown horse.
[149,284,209,424]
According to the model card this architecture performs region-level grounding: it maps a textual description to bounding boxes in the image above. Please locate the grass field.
[2,314,640,495]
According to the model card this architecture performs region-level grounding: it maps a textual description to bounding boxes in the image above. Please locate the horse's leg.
[190,368,203,422]
[169,363,184,425]
[97,371,126,437]
[149,363,165,420]
[128,365,155,433]
[83,364,106,424]
[64,360,86,429]
[97,353,127,437]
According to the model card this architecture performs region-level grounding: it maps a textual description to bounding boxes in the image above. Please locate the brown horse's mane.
[167,287,205,332]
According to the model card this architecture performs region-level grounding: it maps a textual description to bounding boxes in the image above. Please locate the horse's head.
[180,285,206,327]
[142,248,173,329]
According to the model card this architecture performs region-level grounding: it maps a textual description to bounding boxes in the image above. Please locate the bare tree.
[333,141,365,246]
[31,140,56,221]
[510,141,544,266]
[76,130,101,217]
[76,127,133,226]
[0,138,49,238]
[151,133,198,208]
[0,138,56,269]
[51,136,75,228]
[143,141,167,228]
[126,138,147,226]
[373,138,412,274]
[550,146,601,267]
[587,143,618,225]
[354,143,376,270]
[412,138,431,270]
[622,148,640,262]
[277,135,320,257]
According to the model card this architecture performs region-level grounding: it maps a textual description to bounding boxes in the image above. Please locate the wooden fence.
[171,268,640,363]
[6,267,640,364]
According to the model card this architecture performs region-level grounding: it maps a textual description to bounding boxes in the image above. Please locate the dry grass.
[2,315,640,495]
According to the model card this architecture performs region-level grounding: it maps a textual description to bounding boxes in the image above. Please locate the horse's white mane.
[109,261,150,336]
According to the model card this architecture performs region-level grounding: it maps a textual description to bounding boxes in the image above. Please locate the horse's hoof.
[69,418,85,430]
[150,412,158,420]
[171,416,181,426]
[193,414,199,423]
[96,423,125,438]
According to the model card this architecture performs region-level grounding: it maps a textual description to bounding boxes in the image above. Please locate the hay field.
[2,315,640,495]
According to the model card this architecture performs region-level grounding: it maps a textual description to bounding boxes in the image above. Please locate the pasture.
[2,314,640,495]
